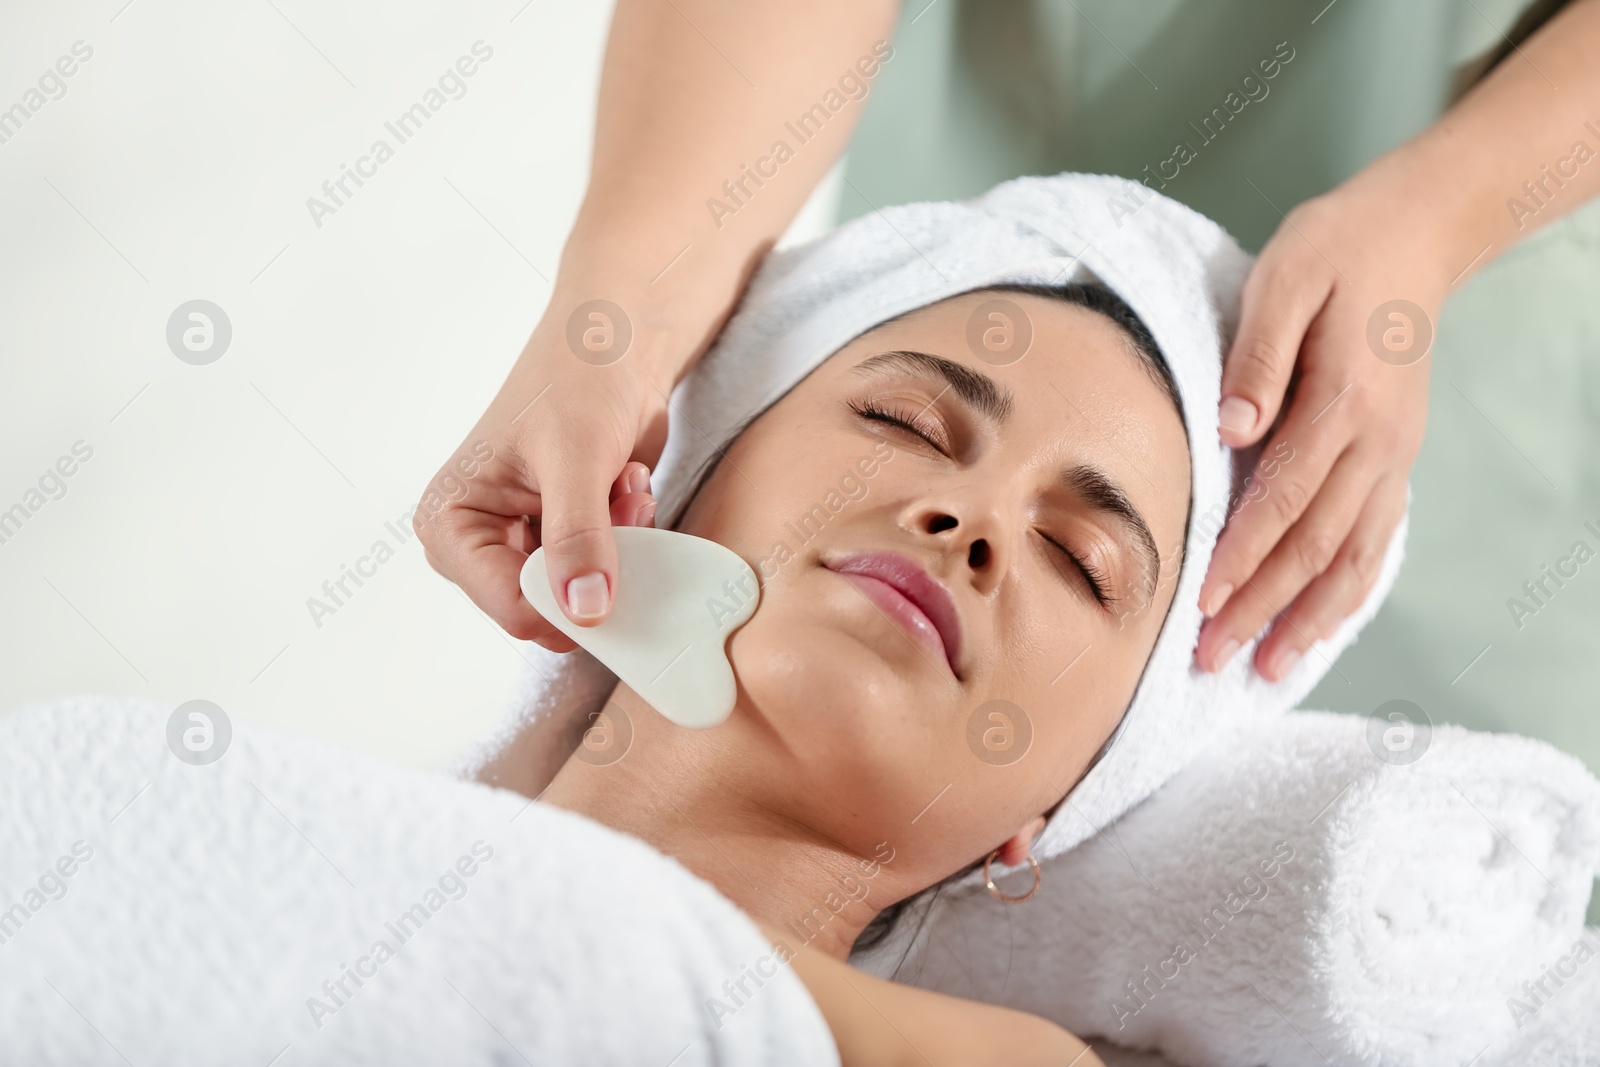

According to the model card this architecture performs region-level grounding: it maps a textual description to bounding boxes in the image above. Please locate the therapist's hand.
[413,312,669,652]
[1192,0,1600,680]
[408,1,896,650]
[1194,162,1447,680]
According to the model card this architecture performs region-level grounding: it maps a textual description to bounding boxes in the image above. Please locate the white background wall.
[0,0,840,768]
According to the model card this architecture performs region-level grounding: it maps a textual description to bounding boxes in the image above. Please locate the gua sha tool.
[519,526,760,729]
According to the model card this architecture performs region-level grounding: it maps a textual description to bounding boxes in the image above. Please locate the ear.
[994,813,1048,868]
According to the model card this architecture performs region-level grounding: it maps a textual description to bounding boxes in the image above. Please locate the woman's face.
[672,289,1191,881]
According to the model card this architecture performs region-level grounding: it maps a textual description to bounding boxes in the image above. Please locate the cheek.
[676,423,818,547]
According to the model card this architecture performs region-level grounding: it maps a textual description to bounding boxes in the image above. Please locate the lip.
[823,552,963,679]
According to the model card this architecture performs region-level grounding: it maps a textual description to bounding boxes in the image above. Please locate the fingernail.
[1203,582,1233,618]
[627,466,651,494]
[1213,636,1241,671]
[566,571,609,619]
[1218,395,1259,437]
[639,500,657,527]
[1268,644,1302,679]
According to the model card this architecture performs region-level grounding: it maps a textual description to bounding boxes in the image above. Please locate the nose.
[903,485,1009,594]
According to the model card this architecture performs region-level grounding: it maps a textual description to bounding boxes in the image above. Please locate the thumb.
[535,441,622,627]
[1218,264,1329,448]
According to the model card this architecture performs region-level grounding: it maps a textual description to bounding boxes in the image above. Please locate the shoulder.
[757,921,1104,1067]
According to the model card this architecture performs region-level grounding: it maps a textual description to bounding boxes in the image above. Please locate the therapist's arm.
[416,0,901,647]
[570,0,901,387]
[1196,0,1600,678]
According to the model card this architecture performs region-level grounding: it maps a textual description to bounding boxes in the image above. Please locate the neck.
[538,683,905,961]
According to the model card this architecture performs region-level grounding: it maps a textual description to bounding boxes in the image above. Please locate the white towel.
[452,170,1409,870]
[860,709,1600,1066]
[0,696,839,1067]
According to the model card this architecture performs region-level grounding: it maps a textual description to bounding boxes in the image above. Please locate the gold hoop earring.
[983,849,1041,904]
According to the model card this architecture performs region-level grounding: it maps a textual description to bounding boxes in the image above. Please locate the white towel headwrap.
[456,171,1408,864]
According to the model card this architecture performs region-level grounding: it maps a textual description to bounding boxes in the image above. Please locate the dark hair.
[664,281,1180,969]
[1449,0,1579,104]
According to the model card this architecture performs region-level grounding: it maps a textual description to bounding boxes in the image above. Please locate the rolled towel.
[859,709,1600,1066]
[1488,942,1600,1067]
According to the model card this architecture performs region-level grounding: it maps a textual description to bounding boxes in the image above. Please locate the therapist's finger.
[531,421,631,628]
[1217,240,1334,449]
[607,460,657,526]
[1198,367,1350,622]
[427,463,652,653]
[1195,445,1374,673]
[418,507,578,652]
[412,447,577,649]
[1249,473,1407,679]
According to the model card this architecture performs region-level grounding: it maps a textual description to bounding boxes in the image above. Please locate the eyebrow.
[852,349,1014,426]
[852,348,1162,596]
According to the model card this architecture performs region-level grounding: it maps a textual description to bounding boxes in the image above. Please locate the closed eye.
[847,397,951,455]
[1041,532,1116,607]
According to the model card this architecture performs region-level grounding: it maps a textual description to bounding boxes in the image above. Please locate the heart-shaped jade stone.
[520,527,760,728]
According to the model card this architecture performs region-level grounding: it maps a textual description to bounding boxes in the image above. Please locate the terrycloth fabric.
[856,709,1600,1066]
[452,171,1409,867]
[0,696,839,1067]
